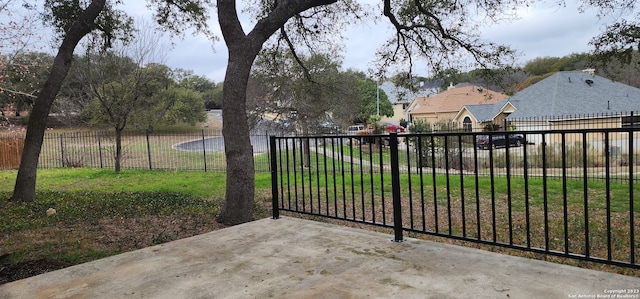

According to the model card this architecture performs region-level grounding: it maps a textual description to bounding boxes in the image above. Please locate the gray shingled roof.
[506,71,640,119]
[380,81,436,104]
[465,100,508,122]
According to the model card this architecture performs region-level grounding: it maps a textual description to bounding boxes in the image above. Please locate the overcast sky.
[129,1,619,83]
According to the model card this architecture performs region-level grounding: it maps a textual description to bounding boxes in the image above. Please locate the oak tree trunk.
[11,0,106,202]
[215,0,337,224]
[215,42,260,225]
[115,127,123,173]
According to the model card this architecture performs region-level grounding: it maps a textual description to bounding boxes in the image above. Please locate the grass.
[0,169,274,284]
[8,168,229,198]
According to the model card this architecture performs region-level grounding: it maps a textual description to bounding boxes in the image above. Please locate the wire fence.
[0,129,275,172]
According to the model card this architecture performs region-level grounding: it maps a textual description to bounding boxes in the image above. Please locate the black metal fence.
[270,127,640,269]
[0,129,275,172]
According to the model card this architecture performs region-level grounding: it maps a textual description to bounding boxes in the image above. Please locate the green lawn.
[0,169,274,284]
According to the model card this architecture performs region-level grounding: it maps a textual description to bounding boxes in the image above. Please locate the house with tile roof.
[407,84,507,130]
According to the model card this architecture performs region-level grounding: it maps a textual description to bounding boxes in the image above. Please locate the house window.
[622,115,640,128]
[463,116,472,131]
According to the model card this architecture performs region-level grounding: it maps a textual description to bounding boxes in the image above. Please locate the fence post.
[270,136,280,219]
[97,131,103,168]
[629,111,635,264]
[266,130,271,172]
[59,133,65,167]
[201,129,207,172]
[389,132,403,242]
[145,129,152,170]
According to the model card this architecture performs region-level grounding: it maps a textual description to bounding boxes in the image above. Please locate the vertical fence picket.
[473,135,481,241]
[523,133,531,248]
[406,136,414,230]
[270,136,279,219]
[629,122,635,264]
[505,134,513,245]
[201,129,207,172]
[59,133,65,167]
[561,133,569,254]
[389,133,403,242]
[418,136,426,232]
[542,133,549,251]
[98,131,104,168]
[430,134,438,233]
[443,136,452,235]
[488,133,497,242]
[605,132,612,261]
[458,135,466,238]
[582,131,590,258]
[146,129,152,170]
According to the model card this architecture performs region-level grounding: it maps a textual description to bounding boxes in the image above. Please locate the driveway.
[173,115,283,154]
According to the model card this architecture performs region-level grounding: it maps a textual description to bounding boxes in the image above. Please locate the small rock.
[46,208,56,216]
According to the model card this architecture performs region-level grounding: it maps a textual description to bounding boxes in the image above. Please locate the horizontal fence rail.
[0,129,276,172]
[270,127,640,269]
[450,110,640,133]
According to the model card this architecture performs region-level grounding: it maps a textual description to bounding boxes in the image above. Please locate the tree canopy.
[251,52,393,130]
[587,0,640,65]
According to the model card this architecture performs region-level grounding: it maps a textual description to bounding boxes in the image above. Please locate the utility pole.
[376,79,380,116]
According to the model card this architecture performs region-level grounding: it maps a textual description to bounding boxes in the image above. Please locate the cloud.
[165,36,227,83]
[481,1,615,64]
[341,22,395,74]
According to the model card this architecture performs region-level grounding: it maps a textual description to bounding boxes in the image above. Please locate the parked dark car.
[318,121,341,134]
[476,134,525,149]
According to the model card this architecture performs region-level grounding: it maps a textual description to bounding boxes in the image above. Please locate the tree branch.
[0,87,37,98]
[246,0,338,44]
[279,26,314,83]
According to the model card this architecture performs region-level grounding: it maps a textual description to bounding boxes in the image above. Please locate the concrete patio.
[1,216,639,298]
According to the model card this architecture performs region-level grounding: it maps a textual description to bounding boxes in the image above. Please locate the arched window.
[463,116,472,131]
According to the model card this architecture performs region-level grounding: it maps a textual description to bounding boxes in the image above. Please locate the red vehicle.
[385,124,405,133]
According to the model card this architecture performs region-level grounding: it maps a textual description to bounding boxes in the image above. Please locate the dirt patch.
[0,258,73,283]
[0,215,228,285]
